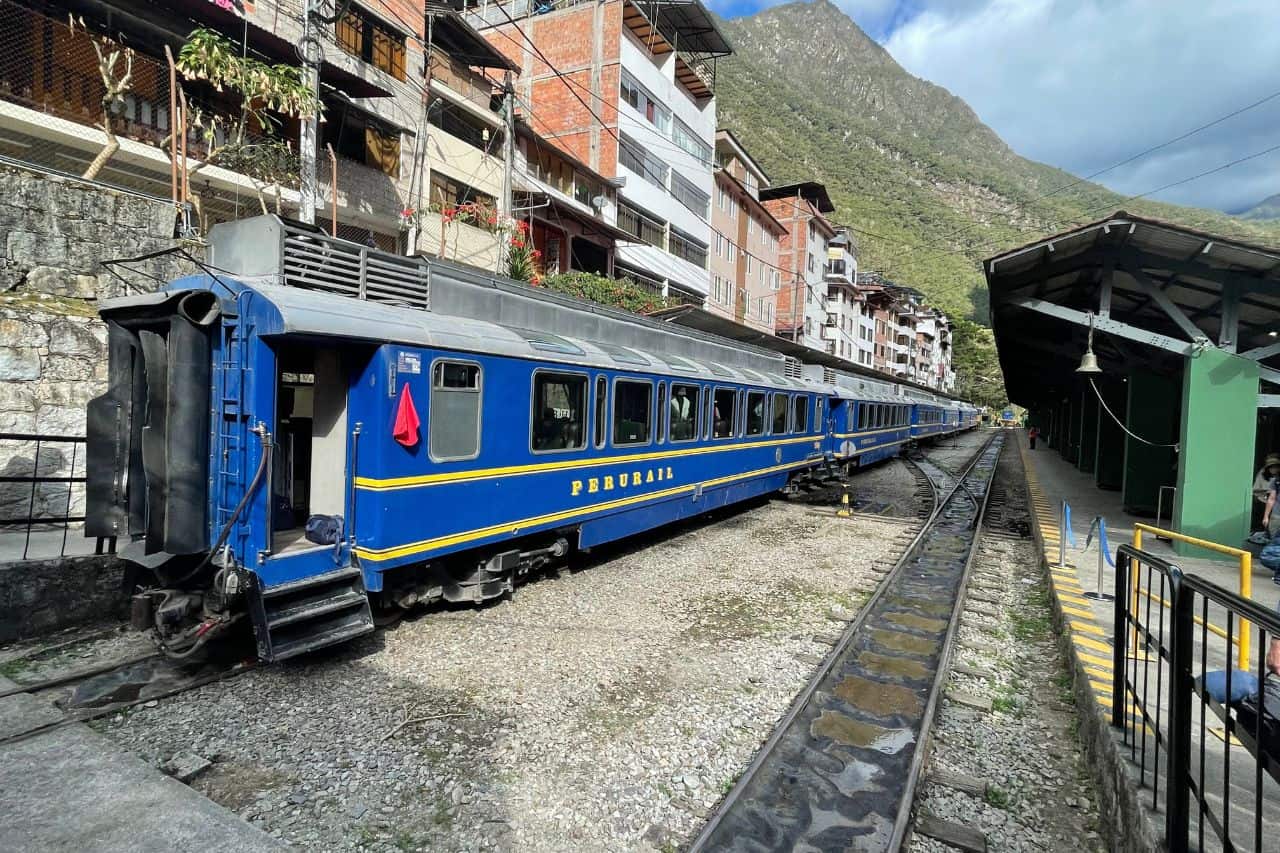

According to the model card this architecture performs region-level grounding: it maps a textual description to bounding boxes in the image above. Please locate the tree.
[71,17,134,182]
[174,28,323,229]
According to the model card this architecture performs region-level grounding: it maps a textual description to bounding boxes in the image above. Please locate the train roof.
[102,280,819,391]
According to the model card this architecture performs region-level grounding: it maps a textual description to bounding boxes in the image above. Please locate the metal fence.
[1112,544,1280,852]
[0,432,113,561]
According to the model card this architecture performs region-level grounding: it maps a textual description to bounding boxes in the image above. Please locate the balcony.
[428,48,495,113]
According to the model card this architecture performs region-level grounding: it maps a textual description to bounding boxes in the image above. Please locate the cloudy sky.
[709,0,1280,214]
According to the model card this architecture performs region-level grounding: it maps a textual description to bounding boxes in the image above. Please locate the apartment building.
[514,120,624,277]
[821,228,867,363]
[463,0,731,302]
[0,0,515,263]
[760,181,836,352]
[708,129,784,333]
[912,308,954,391]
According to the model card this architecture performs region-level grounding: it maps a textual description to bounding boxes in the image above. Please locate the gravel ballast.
[97,500,914,852]
[910,438,1106,853]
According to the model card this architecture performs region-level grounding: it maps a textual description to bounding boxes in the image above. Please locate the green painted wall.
[1173,348,1259,559]
[1095,380,1126,490]
[1122,371,1180,516]
[1078,387,1097,475]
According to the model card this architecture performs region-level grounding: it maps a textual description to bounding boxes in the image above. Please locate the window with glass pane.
[816,398,824,429]
[793,395,808,433]
[656,383,667,443]
[613,380,652,445]
[593,376,606,448]
[745,391,766,436]
[770,394,789,434]
[670,383,699,442]
[429,361,481,461]
[713,388,737,438]
[531,372,587,451]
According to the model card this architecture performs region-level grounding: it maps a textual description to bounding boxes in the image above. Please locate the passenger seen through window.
[532,372,586,451]
[713,388,736,438]
[670,384,699,441]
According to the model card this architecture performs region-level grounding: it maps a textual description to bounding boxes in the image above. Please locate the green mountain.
[712,0,1280,405]
[1239,192,1280,220]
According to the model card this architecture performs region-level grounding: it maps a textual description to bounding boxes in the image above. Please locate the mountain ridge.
[713,0,1280,315]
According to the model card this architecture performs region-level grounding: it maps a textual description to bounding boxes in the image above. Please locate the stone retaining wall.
[0,554,126,641]
[0,164,197,530]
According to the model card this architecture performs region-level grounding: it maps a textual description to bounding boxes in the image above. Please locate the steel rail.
[688,432,1003,853]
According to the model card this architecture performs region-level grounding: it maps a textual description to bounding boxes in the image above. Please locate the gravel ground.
[96,500,917,852]
[910,441,1106,853]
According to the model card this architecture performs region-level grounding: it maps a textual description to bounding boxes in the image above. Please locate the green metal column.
[1122,371,1180,515]
[1095,380,1125,490]
[1173,348,1259,558]
[1078,386,1097,475]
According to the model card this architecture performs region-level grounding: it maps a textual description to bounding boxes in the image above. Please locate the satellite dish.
[590,195,607,211]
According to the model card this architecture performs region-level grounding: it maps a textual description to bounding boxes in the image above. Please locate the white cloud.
[881,0,1280,212]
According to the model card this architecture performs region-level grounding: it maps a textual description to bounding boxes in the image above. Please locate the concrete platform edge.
[1018,437,1162,853]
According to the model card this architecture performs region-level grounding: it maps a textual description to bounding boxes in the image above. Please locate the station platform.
[1018,428,1280,849]
[0,675,283,852]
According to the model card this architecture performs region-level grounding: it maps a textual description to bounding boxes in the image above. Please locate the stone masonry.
[0,165,196,574]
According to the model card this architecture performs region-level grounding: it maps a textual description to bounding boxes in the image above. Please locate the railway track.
[690,431,1005,853]
[0,648,253,745]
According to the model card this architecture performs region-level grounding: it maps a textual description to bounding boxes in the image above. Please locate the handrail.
[1111,543,1280,853]
[1133,522,1253,670]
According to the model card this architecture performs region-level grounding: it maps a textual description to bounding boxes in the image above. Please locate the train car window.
[793,395,808,433]
[816,398,824,431]
[612,379,652,446]
[531,371,587,452]
[770,393,788,435]
[656,383,668,444]
[712,387,736,438]
[857,404,866,431]
[670,383,699,442]
[593,376,606,449]
[746,391,766,436]
[429,360,482,461]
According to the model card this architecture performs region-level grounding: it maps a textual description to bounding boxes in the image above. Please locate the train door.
[271,343,374,555]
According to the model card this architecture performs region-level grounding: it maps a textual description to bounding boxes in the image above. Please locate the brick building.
[463,0,732,302]
[708,129,784,333]
[760,181,836,352]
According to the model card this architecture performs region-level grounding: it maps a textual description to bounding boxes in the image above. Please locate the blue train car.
[86,235,836,660]
[85,216,981,662]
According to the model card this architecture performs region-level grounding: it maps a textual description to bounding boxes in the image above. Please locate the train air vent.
[784,357,803,379]
[282,225,430,310]
[822,367,837,384]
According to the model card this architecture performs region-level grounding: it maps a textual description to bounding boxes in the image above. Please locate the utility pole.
[497,70,515,274]
[298,0,321,225]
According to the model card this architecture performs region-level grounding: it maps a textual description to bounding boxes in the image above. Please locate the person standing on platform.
[1028,425,1040,450]
[1254,453,1280,507]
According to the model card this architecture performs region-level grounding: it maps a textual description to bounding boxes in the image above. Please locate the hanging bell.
[1076,311,1103,374]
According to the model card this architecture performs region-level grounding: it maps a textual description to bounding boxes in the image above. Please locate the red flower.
[531,249,542,259]
[511,238,525,249]
[516,220,530,234]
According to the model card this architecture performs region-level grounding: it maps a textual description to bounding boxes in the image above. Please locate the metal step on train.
[245,567,374,662]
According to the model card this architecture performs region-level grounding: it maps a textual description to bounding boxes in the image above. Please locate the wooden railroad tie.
[915,812,989,853]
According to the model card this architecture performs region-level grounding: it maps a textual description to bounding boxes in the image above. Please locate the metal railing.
[1134,523,1253,670]
[0,432,115,561]
[1112,544,1280,853]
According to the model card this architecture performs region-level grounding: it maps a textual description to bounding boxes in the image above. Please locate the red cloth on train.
[393,383,420,447]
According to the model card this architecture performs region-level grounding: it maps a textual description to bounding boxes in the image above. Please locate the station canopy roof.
[985,211,1280,407]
